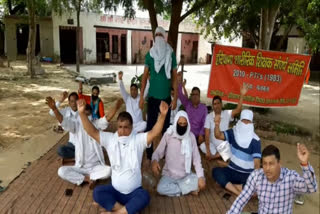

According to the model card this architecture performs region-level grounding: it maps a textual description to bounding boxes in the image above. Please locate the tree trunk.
[258,4,280,50]
[143,0,158,36]
[75,1,81,73]
[27,0,36,78]
[167,0,183,54]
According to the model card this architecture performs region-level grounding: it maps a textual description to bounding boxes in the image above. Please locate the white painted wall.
[52,11,211,64]
[198,34,212,64]
[216,36,243,47]
[287,38,307,54]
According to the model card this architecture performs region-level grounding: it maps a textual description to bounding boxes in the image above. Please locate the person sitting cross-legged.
[152,111,205,197]
[228,144,317,214]
[78,99,169,214]
[49,91,78,160]
[47,97,123,188]
[200,83,248,162]
[213,109,261,196]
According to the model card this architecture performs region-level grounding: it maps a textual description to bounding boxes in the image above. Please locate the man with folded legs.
[78,99,169,214]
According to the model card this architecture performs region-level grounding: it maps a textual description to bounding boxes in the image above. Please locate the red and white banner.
[207,45,311,107]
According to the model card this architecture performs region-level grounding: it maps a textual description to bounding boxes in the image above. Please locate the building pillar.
[127,30,132,64]
[176,33,182,66]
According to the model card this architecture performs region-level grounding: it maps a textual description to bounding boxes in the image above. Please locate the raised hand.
[77,99,87,114]
[59,91,68,103]
[159,101,169,116]
[183,79,187,87]
[118,71,123,80]
[297,143,309,165]
[46,96,56,110]
[151,160,161,176]
[115,98,124,109]
[240,82,249,96]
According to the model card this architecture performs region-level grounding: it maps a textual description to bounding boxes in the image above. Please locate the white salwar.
[58,116,111,185]
[119,80,146,133]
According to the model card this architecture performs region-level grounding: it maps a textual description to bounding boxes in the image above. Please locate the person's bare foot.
[191,190,199,196]
[89,180,97,190]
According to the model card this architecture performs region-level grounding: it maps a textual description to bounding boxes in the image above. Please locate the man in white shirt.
[77,98,169,214]
[46,97,123,188]
[118,71,146,133]
[49,91,79,159]
[200,84,248,161]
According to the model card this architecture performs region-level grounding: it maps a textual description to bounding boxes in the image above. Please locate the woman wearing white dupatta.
[152,111,206,197]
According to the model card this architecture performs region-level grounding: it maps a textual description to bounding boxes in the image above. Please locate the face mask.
[92,95,98,101]
[118,136,129,145]
[176,124,188,136]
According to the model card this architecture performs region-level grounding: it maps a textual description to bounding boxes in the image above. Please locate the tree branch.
[179,0,210,23]
[143,0,158,35]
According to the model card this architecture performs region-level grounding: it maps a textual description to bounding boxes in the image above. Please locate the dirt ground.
[0,62,318,214]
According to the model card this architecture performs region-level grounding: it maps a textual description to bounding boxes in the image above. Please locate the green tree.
[296,0,320,53]
[105,0,210,53]
[195,0,319,52]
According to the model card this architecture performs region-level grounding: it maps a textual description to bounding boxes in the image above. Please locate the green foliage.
[194,0,318,52]
[296,0,320,53]
[0,0,51,16]
[223,103,237,110]
[272,121,310,136]
[131,73,143,89]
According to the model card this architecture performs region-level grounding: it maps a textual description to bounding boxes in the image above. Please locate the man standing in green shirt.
[139,26,178,161]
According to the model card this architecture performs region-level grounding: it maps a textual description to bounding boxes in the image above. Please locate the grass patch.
[272,121,311,136]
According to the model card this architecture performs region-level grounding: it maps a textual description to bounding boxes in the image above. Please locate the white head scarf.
[150,26,173,79]
[166,110,192,173]
[233,109,259,148]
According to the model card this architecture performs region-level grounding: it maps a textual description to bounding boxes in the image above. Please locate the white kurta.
[99,131,149,194]
[57,116,111,185]
[119,80,146,133]
[200,110,233,155]
[49,101,78,145]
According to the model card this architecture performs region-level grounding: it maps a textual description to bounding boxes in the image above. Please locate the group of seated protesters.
[46,71,317,214]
